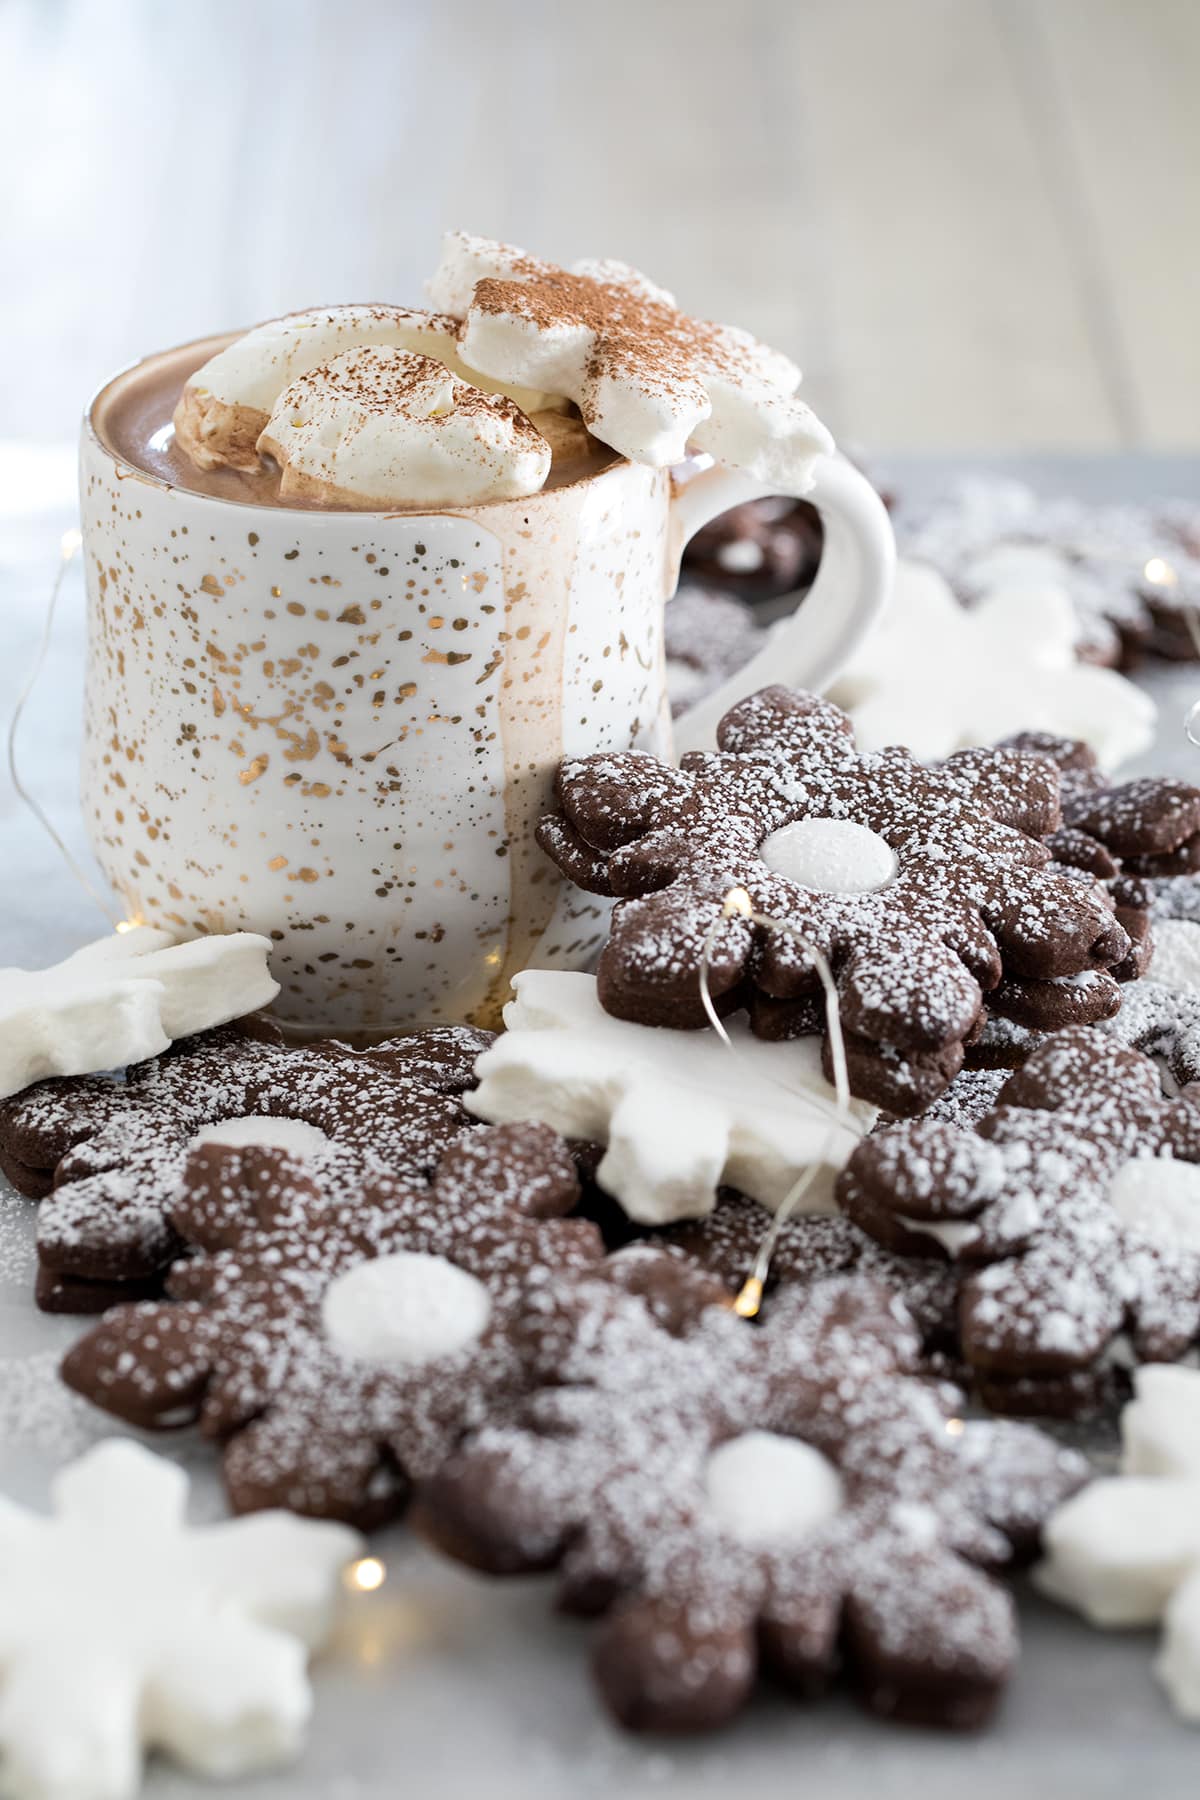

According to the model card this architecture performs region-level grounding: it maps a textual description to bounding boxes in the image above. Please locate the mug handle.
[668,452,895,755]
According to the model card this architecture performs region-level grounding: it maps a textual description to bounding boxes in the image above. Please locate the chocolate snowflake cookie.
[681,496,823,600]
[664,586,765,717]
[840,1027,1200,1414]
[537,687,1129,1112]
[1006,729,1200,922]
[654,1194,960,1362]
[965,737,1200,1058]
[1101,978,1200,1088]
[0,1021,491,1312]
[415,1260,1084,1732]
[62,1123,601,1528]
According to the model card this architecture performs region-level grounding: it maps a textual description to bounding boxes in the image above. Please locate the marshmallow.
[0,927,278,1100]
[429,231,833,491]
[174,303,562,473]
[257,347,552,508]
[0,1440,360,1796]
[829,559,1156,769]
[1036,1364,1200,1722]
[467,969,875,1225]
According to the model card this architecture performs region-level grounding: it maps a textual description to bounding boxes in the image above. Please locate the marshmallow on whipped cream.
[430,231,834,493]
[174,303,563,474]
[257,346,553,508]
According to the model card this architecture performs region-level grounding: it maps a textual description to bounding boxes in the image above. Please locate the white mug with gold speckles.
[80,337,893,1033]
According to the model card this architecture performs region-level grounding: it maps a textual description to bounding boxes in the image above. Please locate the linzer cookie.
[415,1262,1085,1732]
[62,1124,600,1528]
[840,1028,1200,1414]
[0,1021,491,1313]
[536,686,1129,1113]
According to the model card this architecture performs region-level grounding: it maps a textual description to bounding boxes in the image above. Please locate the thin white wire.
[7,530,123,929]
[698,888,860,1310]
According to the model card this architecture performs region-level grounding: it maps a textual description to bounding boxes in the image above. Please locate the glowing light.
[60,527,83,559]
[945,1417,965,1437]
[733,1275,763,1319]
[722,885,755,920]
[115,917,144,935]
[345,1556,386,1593]
[1144,557,1178,588]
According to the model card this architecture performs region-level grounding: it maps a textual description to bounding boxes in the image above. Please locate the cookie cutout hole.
[1108,1158,1200,1252]
[758,819,897,896]
[705,1430,843,1547]
[321,1251,492,1367]
[190,1116,332,1157]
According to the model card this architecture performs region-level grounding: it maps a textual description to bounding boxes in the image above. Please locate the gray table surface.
[2,451,1199,1799]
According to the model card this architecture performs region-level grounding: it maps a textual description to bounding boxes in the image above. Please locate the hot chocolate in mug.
[79,332,893,1032]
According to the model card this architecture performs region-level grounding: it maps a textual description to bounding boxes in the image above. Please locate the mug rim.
[82,325,635,521]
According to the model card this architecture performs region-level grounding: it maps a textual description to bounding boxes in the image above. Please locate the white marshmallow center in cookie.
[705,1430,843,1547]
[759,818,897,895]
[1108,1159,1200,1251]
[191,1116,332,1156]
[895,1213,979,1256]
[321,1251,492,1367]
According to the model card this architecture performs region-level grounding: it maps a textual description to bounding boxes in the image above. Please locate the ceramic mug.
[80,338,893,1032]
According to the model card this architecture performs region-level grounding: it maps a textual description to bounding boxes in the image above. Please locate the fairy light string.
[698,885,857,1318]
[7,528,124,931]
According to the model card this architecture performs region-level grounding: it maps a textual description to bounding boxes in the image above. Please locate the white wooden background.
[1,0,1197,452]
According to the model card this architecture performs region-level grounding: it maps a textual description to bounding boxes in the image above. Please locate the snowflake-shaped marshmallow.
[0,927,278,1102]
[429,232,833,488]
[892,475,1200,665]
[468,969,875,1224]
[537,686,1129,1113]
[0,1021,490,1312]
[840,1027,1200,1412]
[63,1123,601,1528]
[828,561,1155,768]
[0,1439,358,1800]
[415,1260,1084,1732]
[1037,1363,1200,1721]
